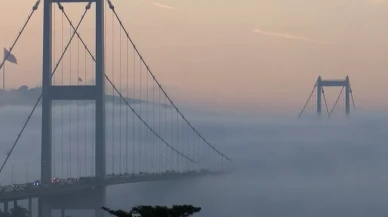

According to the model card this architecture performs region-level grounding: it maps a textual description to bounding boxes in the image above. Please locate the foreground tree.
[102,205,201,217]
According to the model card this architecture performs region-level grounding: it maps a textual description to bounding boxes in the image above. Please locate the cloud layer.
[0,105,387,217]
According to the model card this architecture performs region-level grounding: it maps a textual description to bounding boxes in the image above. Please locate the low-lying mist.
[0,104,387,217]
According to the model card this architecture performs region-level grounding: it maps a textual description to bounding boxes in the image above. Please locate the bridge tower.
[316,76,351,115]
[40,0,105,217]
[298,76,355,117]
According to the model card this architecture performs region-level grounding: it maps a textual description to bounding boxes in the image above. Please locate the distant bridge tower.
[317,76,351,115]
[299,76,355,117]
[41,1,105,217]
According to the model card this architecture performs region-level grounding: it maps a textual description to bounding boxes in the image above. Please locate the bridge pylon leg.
[345,76,350,115]
[317,76,322,115]
[40,0,106,216]
[38,198,51,217]
[4,201,8,213]
[94,186,106,217]
[28,197,32,217]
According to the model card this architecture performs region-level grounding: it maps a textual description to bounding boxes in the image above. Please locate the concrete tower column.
[345,76,350,115]
[4,201,8,213]
[40,0,53,216]
[95,0,107,215]
[316,76,322,115]
[41,1,106,217]
[28,197,32,217]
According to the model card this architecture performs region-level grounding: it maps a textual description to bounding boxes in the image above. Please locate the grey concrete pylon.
[316,76,351,116]
[41,1,106,217]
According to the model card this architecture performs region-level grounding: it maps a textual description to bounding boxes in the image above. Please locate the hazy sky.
[1,0,388,113]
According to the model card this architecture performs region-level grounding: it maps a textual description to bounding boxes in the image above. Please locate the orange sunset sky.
[0,0,388,113]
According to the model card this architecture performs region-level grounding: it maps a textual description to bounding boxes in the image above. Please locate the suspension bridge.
[0,1,231,217]
[298,76,356,118]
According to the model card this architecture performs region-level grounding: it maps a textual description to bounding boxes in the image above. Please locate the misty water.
[0,104,387,217]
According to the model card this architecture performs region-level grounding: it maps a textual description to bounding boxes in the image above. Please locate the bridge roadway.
[0,171,216,202]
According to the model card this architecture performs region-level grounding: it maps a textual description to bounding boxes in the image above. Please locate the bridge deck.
[0,172,216,202]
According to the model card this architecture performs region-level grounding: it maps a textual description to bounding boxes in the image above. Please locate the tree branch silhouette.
[102,205,201,217]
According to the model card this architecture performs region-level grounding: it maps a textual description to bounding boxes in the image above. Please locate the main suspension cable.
[298,82,317,118]
[57,2,91,177]
[0,3,91,177]
[322,88,330,118]
[106,0,231,161]
[0,0,41,72]
[105,75,195,163]
[350,86,356,111]
[329,86,345,117]
[61,9,196,163]
[61,2,224,165]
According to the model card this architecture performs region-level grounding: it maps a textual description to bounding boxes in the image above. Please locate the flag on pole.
[3,48,17,64]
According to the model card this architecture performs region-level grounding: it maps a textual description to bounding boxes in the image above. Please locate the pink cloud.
[253,28,331,44]
[151,1,177,10]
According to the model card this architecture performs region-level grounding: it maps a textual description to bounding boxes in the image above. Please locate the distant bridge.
[298,76,356,117]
